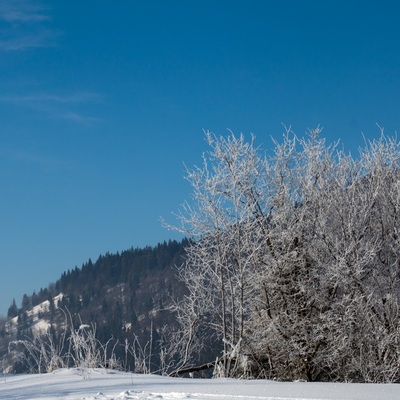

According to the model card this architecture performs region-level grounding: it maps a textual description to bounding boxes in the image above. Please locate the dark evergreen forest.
[0,239,190,373]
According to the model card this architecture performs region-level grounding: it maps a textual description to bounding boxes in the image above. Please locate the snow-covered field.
[0,369,399,400]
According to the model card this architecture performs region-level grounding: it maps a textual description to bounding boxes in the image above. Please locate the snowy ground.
[0,368,399,400]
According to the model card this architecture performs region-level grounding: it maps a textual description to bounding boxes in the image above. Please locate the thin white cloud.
[0,91,103,125]
[0,0,57,51]
[60,112,102,125]
[0,30,55,51]
[0,0,50,23]
[0,92,103,104]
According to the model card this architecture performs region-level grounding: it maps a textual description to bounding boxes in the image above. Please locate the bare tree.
[168,128,400,382]
[165,132,270,377]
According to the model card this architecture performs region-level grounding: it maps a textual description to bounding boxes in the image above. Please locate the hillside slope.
[0,239,193,373]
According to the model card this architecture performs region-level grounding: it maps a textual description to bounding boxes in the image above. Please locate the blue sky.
[1,0,400,316]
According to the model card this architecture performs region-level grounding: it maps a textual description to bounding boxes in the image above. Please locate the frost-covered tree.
[165,132,269,376]
[169,128,400,382]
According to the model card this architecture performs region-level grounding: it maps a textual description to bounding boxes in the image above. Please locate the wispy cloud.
[0,91,103,125]
[0,0,50,23]
[0,0,58,51]
[60,112,102,125]
[0,30,56,51]
[0,92,103,104]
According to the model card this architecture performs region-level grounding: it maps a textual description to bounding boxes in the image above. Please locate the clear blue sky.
[1,0,400,316]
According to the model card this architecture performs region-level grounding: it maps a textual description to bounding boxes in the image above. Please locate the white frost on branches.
[168,128,400,382]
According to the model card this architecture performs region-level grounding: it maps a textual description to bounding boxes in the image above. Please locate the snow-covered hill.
[6,293,65,337]
[0,368,399,400]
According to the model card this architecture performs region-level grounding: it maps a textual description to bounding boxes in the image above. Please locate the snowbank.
[0,368,399,400]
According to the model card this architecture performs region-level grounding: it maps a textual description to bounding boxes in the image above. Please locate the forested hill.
[1,239,189,373]
[55,238,188,315]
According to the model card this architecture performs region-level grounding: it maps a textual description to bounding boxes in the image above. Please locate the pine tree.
[7,298,18,318]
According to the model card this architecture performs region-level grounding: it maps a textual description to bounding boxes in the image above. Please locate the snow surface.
[0,369,399,400]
